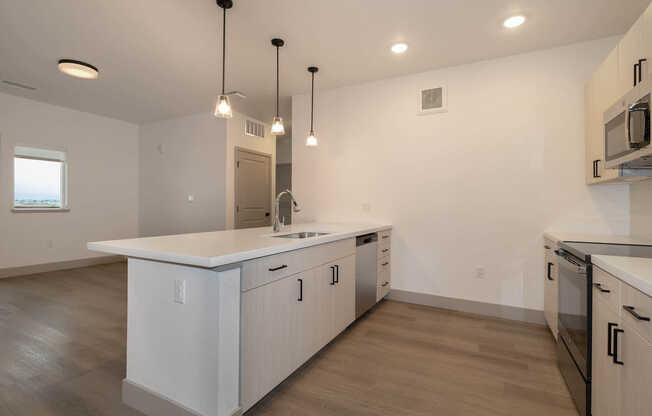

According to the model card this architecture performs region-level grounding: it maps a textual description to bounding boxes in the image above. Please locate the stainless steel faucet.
[274,190,301,232]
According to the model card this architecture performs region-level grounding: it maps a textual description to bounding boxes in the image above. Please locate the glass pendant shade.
[271,116,285,135]
[306,132,318,147]
[214,94,233,118]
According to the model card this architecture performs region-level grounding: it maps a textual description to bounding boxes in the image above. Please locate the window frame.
[12,145,69,212]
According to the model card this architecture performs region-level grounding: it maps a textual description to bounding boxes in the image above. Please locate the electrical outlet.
[174,280,186,304]
[475,267,485,279]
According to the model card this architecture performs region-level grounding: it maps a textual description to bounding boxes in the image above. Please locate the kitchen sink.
[272,232,331,239]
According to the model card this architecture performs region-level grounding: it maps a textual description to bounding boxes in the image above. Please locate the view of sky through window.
[14,157,63,207]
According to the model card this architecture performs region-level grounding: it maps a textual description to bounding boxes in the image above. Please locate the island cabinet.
[591,267,652,416]
[240,239,356,411]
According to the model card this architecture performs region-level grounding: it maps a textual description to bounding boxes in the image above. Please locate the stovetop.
[560,241,652,263]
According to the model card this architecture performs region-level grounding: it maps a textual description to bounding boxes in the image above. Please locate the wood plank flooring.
[0,263,577,416]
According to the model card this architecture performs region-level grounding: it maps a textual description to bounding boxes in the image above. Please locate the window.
[13,146,67,210]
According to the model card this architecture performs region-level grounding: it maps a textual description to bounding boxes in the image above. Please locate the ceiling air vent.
[245,119,265,138]
[418,85,447,115]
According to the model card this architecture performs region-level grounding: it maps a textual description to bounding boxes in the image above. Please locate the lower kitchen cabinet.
[543,238,558,340]
[592,266,652,416]
[241,252,356,411]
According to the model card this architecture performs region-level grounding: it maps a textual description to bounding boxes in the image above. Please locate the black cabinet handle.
[297,278,303,302]
[268,264,288,272]
[544,245,551,249]
[381,282,389,287]
[608,322,618,357]
[334,265,339,284]
[638,58,647,84]
[382,235,390,239]
[382,262,389,266]
[330,266,336,285]
[634,62,640,86]
[593,282,611,293]
[623,305,651,321]
[265,212,270,217]
[547,262,554,281]
[613,328,624,365]
[382,248,389,253]
[593,159,601,178]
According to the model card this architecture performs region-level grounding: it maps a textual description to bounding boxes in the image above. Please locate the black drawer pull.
[382,235,390,239]
[547,262,554,281]
[381,282,389,287]
[382,262,389,266]
[297,278,303,302]
[623,305,651,321]
[593,283,611,293]
[334,264,339,284]
[382,248,389,253]
[544,245,551,249]
[613,328,624,365]
[607,322,618,357]
[268,264,288,272]
[330,266,336,285]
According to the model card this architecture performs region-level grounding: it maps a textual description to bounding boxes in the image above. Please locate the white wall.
[225,111,276,229]
[139,112,227,237]
[292,37,630,311]
[0,92,139,269]
[630,181,652,237]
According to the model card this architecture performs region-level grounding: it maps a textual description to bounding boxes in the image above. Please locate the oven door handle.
[555,249,587,274]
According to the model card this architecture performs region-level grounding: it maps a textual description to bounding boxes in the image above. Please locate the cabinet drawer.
[242,238,355,291]
[378,232,391,257]
[593,267,621,314]
[622,281,652,344]
[377,282,390,301]
[377,257,391,287]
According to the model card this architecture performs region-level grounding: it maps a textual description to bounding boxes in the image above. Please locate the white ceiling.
[1,0,650,124]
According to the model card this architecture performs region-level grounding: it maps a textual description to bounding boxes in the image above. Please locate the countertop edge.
[87,224,392,269]
[592,255,652,298]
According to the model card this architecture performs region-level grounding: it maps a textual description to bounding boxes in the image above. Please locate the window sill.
[12,207,70,213]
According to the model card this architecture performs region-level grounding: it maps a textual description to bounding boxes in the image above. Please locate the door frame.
[234,146,273,229]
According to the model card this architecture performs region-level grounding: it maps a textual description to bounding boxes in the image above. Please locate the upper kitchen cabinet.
[618,11,648,94]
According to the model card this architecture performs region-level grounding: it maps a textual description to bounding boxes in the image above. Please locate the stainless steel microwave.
[604,78,652,168]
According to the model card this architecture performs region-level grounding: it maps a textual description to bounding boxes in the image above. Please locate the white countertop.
[88,222,391,268]
[592,255,652,297]
[544,231,652,246]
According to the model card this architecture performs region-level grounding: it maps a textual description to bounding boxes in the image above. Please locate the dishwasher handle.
[356,233,378,246]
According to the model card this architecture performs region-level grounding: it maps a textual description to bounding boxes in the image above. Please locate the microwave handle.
[628,102,650,148]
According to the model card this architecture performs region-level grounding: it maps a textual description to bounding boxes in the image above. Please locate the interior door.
[235,148,271,229]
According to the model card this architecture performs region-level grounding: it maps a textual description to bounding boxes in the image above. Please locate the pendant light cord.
[276,46,280,117]
[310,71,315,133]
[221,6,226,95]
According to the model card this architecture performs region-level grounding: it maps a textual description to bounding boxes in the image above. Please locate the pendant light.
[305,66,319,146]
[270,38,285,135]
[214,0,233,118]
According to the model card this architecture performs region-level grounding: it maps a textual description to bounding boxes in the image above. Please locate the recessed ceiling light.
[391,43,408,54]
[503,15,526,28]
[57,59,99,79]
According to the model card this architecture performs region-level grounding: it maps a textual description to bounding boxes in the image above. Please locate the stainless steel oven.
[556,247,591,416]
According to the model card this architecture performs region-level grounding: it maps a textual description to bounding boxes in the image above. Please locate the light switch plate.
[174,280,186,304]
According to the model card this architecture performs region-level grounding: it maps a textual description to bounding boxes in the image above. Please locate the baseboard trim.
[387,289,545,325]
[122,379,242,416]
[0,255,125,279]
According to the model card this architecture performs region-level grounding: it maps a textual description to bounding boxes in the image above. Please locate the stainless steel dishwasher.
[355,233,378,318]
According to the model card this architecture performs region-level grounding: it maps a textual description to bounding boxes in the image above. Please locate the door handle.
[547,262,554,281]
[623,305,651,321]
[613,328,624,365]
[297,278,303,302]
[607,322,618,357]
[334,265,339,284]
[330,266,335,285]
[268,264,288,272]
[593,282,611,293]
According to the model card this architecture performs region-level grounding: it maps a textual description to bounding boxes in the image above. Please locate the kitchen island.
[88,222,392,416]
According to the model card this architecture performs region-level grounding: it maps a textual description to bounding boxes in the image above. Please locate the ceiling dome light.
[391,43,408,54]
[214,0,234,119]
[503,15,525,28]
[57,59,98,79]
[305,66,319,147]
[270,38,285,136]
